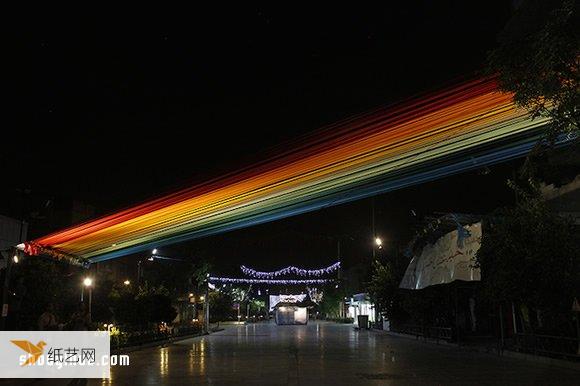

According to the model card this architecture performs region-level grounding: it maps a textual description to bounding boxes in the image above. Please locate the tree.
[108,283,140,325]
[318,286,342,319]
[135,283,177,325]
[192,261,212,289]
[208,291,233,326]
[140,294,177,325]
[141,258,196,300]
[248,298,266,318]
[476,179,579,333]
[367,254,409,323]
[109,282,176,328]
[488,0,579,141]
[10,257,80,330]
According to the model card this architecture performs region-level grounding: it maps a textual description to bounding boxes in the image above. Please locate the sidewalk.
[0,328,225,386]
[373,329,580,371]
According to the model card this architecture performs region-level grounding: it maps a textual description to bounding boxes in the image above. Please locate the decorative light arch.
[240,262,340,278]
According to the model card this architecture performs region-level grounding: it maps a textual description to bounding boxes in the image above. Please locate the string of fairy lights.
[208,261,339,285]
[208,277,332,285]
[20,77,554,264]
[240,262,340,278]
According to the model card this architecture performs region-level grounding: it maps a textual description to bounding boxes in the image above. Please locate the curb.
[493,347,580,371]
[373,329,580,371]
[112,330,219,354]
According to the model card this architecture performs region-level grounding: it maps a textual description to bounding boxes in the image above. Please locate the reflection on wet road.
[91,321,579,385]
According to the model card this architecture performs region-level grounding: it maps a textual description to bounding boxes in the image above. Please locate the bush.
[327,317,354,324]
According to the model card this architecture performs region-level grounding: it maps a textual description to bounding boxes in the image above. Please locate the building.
[274,302,309,325]
[0,215,27,252]
[541,174,580,224]
[346,293,375,328]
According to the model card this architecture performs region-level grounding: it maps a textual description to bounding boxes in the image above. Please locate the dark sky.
[5,3,516,271]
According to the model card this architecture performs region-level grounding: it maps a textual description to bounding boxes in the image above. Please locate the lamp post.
[374,237,383,253]
[83,277,93,324]
[370,198,385,261]
[137,249,158,286]
[202,292,208,333]
[204,274,209,333]
[371,197,384,328]
[1,219,25,331]
[137,259,143,286]
[371,236,384,327]
[0,249,16,330]
[138,249,186,286]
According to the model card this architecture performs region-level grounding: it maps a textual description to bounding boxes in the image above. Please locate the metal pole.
[576,311,580,355]
[204,282,209,333]
[88,287,92,325]
[1,220,25,330]
[455,286,460,345]
[499,304,505,352]
[372,198,376,261]
[137,260,142,286]
[0,250,13,330]
[511,302,517,334]
[337,240,343,318]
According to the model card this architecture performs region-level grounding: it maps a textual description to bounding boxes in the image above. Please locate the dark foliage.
[476,179,579,333]
[488,0,579,141]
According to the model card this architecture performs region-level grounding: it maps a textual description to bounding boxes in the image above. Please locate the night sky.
[5,3,517,271]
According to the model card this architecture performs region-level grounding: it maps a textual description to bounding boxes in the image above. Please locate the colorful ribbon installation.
[240,262,341,278]
[21,77,552,263]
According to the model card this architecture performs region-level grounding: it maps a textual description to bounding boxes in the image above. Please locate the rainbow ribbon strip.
[240,262,341,278]
[22,77,551,263]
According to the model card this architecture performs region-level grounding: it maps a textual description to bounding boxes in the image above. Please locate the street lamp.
[375,237,383,249]
[12,254,19,264]
[123,279,130,286]
[82,277,93,324]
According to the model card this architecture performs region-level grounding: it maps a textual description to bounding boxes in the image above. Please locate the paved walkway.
[88,321,577,385]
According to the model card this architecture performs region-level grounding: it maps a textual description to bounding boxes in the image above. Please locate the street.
[91,322,578,385]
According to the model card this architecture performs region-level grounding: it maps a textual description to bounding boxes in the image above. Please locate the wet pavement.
[88,321,578,385]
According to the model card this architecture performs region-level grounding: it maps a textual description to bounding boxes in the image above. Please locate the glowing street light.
[12,254,19,264]
[123,279,131,286]
[82,277,94,325]
[372,236,383,260]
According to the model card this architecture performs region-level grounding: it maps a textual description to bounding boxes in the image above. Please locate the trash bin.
[383,319,390,331]
[357,315,369,330]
